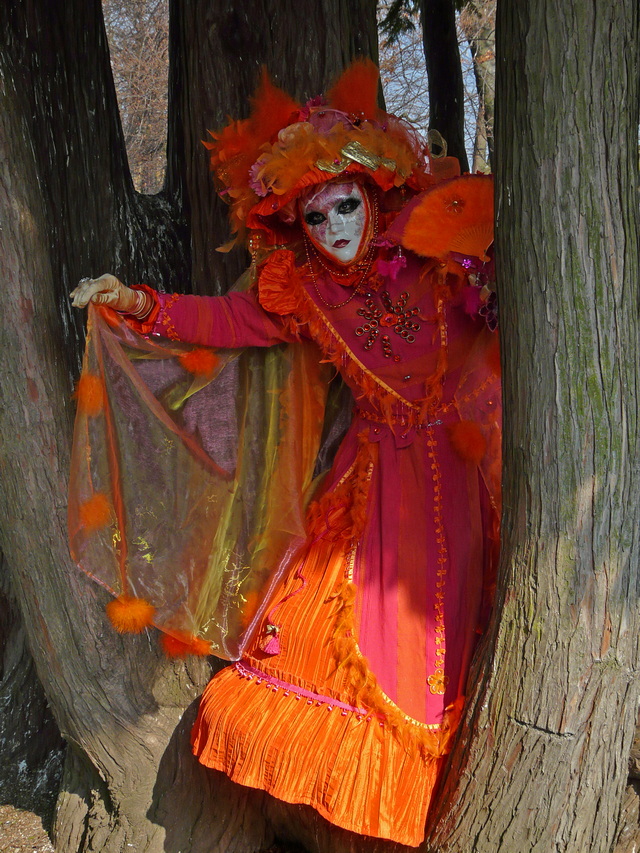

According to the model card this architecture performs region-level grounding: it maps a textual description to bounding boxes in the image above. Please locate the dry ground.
[0,752,58,853]
[0,804,53,853]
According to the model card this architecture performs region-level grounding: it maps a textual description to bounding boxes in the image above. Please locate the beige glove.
[70,274,153,318]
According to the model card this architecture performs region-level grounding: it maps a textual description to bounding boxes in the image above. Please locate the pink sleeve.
[151,289,299,348]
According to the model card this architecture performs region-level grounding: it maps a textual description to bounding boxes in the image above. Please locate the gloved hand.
[70,274,152,318]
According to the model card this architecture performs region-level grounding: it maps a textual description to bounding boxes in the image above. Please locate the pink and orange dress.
[141,240,500,846]
[69,172,500,846]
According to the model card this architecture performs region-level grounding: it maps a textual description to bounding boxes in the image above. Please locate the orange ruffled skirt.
[191,530,457,847]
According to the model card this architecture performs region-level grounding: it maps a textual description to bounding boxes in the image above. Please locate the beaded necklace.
[303,194,379,310]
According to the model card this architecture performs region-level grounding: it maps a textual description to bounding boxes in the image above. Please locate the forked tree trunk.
[424,1,640,851]
[0,1,379,851]
[0,29,255,851]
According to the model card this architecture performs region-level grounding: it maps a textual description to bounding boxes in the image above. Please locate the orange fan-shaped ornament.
[402,174,494,262]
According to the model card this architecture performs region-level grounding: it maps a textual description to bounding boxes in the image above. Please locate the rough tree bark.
[0,1,378,851]
[423,1,640,851]
[419,0,469,171]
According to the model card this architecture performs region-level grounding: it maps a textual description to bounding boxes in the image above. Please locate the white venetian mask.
[300,182,371,266]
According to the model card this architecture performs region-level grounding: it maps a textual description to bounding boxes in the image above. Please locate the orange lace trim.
[330,567,462,757]
[159,293,182,341]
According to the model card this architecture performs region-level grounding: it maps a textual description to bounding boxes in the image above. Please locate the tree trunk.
[0,1,379,850]
[424,1,640,851]
[419,0,469,172]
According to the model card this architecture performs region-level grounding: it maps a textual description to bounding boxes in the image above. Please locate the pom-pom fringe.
[178,348,219,376]
[106,595,155,634]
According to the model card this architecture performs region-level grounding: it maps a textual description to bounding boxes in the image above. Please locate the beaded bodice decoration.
[355,290,423,361]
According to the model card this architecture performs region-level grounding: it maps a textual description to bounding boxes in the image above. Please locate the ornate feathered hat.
[205,59,458,247]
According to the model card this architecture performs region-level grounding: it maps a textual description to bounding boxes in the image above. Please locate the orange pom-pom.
[178,348,219,376]
[447,420,487,465]
[327,58,380,121]
[160,631,212,658]
[106,596,155,634]
[78,492,111,531]
[74,372,105,416]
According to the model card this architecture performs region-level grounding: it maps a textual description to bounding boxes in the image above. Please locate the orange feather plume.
[447,420,487,465]
[248,68,299,145]
[204,69,300,237]
[78,492,111,531]
[327,58,380,121]
[106,596,155,634]
[160,631,212,658]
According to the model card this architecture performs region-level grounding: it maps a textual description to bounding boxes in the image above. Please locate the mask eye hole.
[336,197,361,215]
[304,211,326,227]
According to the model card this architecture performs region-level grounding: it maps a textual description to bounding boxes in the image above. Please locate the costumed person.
[69,60,500,847]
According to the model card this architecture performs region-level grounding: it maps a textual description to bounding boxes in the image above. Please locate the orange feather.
[327,58,380,120]
[249,68,299,145]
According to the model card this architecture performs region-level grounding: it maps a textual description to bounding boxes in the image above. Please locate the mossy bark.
[424,1,640,850]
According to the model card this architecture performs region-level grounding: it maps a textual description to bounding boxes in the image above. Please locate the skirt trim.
[191,663,445,847]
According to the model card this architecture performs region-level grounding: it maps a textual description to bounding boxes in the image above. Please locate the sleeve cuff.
[121,284,161,335]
